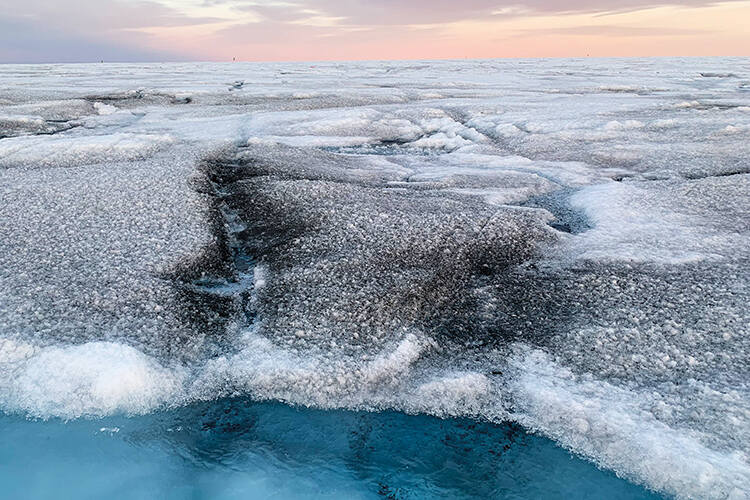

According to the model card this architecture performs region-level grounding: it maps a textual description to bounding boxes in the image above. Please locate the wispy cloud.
[228,0,748,24]
[510,24,712,38]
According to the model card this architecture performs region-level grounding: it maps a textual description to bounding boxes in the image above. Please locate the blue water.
[0,400,663,499]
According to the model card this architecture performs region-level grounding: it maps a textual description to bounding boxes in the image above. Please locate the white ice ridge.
[0,332,492,421]
[5,331,747,500]
[0,132,175,168]
[0,339,185,419]
[566,175,750,264]
[191,330,493,417]
[243,106,486,151]
[511,348,750,500]
[0,58,748,500]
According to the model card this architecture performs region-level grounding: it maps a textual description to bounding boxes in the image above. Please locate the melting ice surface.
[0,58,749,499]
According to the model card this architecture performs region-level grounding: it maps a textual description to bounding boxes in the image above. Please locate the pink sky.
[1,0,749,63]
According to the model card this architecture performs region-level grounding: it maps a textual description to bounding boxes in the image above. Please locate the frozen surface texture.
[0,58,749,499]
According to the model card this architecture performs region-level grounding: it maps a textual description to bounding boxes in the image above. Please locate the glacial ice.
[0,58,748,499]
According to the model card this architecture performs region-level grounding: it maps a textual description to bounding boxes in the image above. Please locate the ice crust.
[0,58,749,499]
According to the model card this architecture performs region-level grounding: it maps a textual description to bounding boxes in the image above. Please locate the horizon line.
[1,53,748,66]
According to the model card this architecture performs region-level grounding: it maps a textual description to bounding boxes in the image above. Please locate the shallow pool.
[0,400,662,499]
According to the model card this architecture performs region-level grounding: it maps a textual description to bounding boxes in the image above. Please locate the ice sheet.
[0,58,748,499]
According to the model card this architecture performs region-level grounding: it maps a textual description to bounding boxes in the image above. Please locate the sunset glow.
[2,0,749,63]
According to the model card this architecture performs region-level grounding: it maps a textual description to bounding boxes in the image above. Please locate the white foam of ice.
[2,332,748,498]
[0,340,185,419]
[0,115,46,127]
[510,348,750,500]
[721,124,750,135]
[186,329,500,421]
[193,332,430,408]
[93,102,118,115]
[603,120,645,131]
[2,99,96,121]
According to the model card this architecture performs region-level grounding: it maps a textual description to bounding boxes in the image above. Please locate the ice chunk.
[567,176,749,264]
[0,133,175,168]
[2,341,184,419]
[511,348,750,500]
